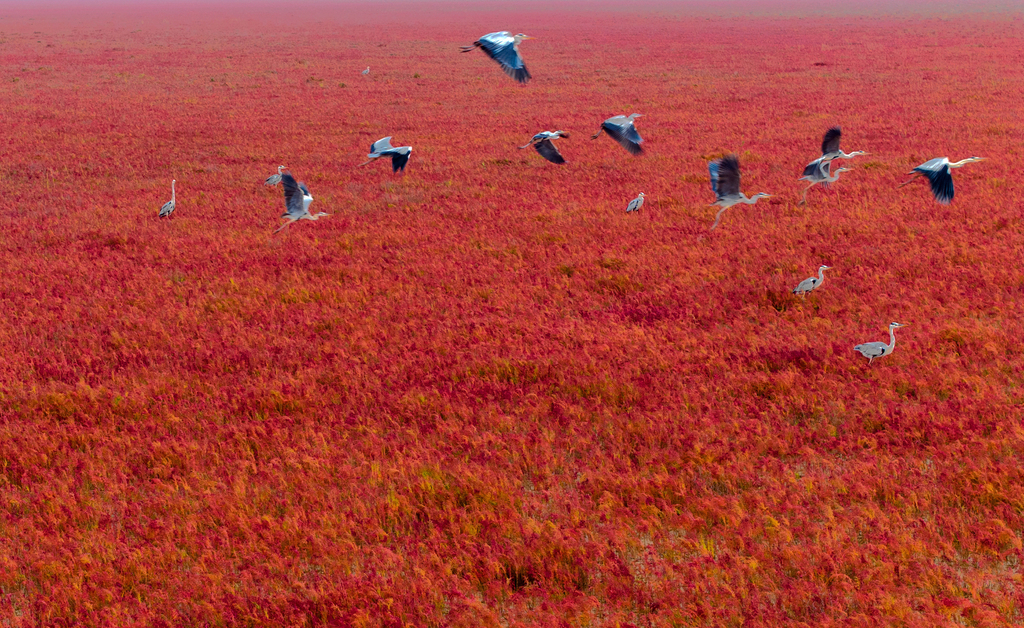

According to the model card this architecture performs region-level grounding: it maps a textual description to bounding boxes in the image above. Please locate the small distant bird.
[460,32,533,83]
[708,155,771,231]
[854,322,906,364]
[519,131,569,164]
[264,165,286,186]
[275,172,327,233]
[362,67,370,75]
[591,114,644,155]
[626,192,645,213]
[899,157,985,204]
[792,265,831,297]
[798,163,851,205]
[159,179,176,217]
[361,137,413,173]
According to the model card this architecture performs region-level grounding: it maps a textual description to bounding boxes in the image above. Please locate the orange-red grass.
[1,1,1023,626]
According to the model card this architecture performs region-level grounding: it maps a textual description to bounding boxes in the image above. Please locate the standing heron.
[264,165,286,187]
[275,172,327,233]
[626,192,645,213]
[361,137,413,172]
[708,155,771,231]
[362,67,370,75]
[460,32,533,84]
[519,131,569,164]
[792,265,831,297]
[798,163,851,205]
[854,322,906,364]
[159,179,176,218]
[591,114,644,155]
[899,157,985,204]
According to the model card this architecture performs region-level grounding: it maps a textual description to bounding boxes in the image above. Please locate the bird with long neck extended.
[900,157,985,204]
[799,164,851,205]
[854,322,906,364]
[159,179,176,217]
[792,265,831,297]
[708,154,770,231]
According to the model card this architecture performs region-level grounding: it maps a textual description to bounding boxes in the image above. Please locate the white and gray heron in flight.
[899,157,985,204]
[264,165,286,186]
[361,137,412,172]
[519,131,569,164]
[591,114,644,155]
[460,32,533,83]
[798,163,851,205]
[792,265,831,297]
[275,171,327,234]
[854,322,906,364]
[159,179,176,218]
[362,67,370,75]
[708,155,770,231]
[816,126,866,162]
[626,192,644,213]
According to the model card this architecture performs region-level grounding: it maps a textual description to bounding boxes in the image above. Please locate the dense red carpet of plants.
[1,1,1023,625]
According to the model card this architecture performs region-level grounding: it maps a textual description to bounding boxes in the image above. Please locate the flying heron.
[361,137,412,172]
[460,32,533,83]
[792,265,831,297]
[275,171,327,233]
[159,179,176,218]
[815,126,867,162]
[899,157,985,204]
[798,162,851,205]
[519,131,569,164]
[854,322,906,364]
[591,114,643,155]
[626,192,645,213]
[708,155,770,231]
[264,165,286,187]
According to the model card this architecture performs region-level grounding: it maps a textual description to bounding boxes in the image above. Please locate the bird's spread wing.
[534,139,565,164]
[281,173,306,219]
[914,159,954,204]
[390,150,410,172]
[602,119,643,155]
[802,157,830,179]
[821,126,842,155]
[370,137,394,155]
[708,161,720,196]
[475,32,530,83]
[925,168,954,204]
[715,155,741,198]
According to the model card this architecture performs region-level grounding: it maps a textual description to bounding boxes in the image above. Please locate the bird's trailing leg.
[590,129,603,140]
[898,174,920,188]
[358,159,375,167]
[274,221,294,234]
[709,207,728,231]
[518,142,534,149]
[799,184,814,206]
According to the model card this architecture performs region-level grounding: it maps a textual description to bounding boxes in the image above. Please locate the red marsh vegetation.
[1,1,1023,626]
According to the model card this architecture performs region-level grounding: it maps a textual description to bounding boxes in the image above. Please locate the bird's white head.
[968,157,986,163]
[638,192,645,197]
[819,265,831,271]
[514,33,533,42]
[754,193,771,199]
[849,151,868,157]
[629,113,643,120]
[890,322,906,329]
